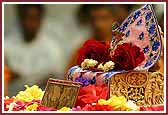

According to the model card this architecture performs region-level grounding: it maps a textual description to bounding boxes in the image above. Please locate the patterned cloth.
[114,4,162,70]
[67,66,125,86]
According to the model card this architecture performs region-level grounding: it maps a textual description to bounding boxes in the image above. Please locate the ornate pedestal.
[42,78,81,109]
[110,71,164,106]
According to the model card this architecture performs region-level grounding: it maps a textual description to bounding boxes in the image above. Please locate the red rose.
[111,43,145,71]
[77,39,110,65]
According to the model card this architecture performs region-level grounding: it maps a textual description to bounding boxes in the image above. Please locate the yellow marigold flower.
[25,103,38,111]
[98,99,112,105]
[98,95,139,111]
[16,85,44,102]
[98,95,127,111]
[58,107,71,111]
[109,95,127,110]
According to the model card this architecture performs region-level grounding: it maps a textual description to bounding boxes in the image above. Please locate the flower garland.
[5,85,140,111]
[5,85,163,111]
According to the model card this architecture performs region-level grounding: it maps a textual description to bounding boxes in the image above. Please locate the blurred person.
[76,4,130,27]
[87,4,117,43]
[65,4,129,76]
[5,4,64,96]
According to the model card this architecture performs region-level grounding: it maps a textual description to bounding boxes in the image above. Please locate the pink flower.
[37,105,56,111]
[13,101,26,111]
[72,106,82,111]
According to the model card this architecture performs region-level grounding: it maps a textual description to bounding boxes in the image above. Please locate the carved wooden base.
[110,71,164,106]
[42,78,81,109]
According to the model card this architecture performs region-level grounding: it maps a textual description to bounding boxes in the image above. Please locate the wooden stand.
[42,78,81,109]
[110,71,164,106]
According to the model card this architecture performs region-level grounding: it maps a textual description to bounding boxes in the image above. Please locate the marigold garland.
[4,85,163,111]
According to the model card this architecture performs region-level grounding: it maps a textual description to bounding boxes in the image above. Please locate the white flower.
[81,59,115,72]
[84,59,90,63]
[91,103,96,105]
[97,63,104,71]
[103,61,115,72]
[88,59,98,66]
[81,59,98,69]
[98,61,115,72]
[81,62,86,68]
[5,96,9,99]
[6,102,16,111]
[126,100,139,111]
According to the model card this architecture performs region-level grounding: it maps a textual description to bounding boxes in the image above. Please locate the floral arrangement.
[77,39,145,72]
[4,85,56,111]
[4,85,164,111]
[4,85,138,111]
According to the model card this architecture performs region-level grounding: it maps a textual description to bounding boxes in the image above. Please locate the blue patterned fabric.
[113,4,162,70]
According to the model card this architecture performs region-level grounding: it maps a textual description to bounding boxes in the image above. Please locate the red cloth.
[140,105,164,111]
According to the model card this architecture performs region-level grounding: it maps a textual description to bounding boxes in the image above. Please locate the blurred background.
[4,4,164,97]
